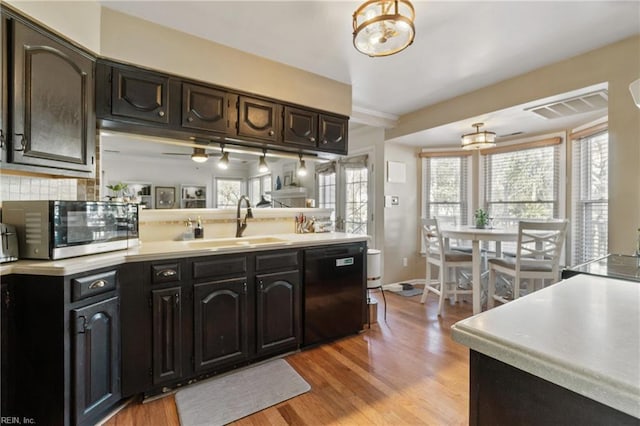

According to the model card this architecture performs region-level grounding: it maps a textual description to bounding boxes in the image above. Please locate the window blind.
[571,130,608,265]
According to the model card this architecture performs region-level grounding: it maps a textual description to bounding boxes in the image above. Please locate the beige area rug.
[175,359,310,426]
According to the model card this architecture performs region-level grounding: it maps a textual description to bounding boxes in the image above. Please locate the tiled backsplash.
[0,175,97,203]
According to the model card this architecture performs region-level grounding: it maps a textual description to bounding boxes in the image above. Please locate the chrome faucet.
[236,195,253,237]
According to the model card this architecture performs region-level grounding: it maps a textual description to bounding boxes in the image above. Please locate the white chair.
[421,218,473,315]
[487,220,569,308]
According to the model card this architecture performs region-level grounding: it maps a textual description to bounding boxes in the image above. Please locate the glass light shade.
[297,159,307,177]
[353,0,415,57]
[217,151,229,169]
[191,148,208,162]
[258,155,269,173]
[461,123,497,150]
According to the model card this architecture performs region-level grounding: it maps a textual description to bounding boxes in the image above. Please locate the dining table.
[440,225,520,314]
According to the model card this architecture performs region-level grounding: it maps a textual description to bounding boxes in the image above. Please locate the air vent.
[525,89,608,119]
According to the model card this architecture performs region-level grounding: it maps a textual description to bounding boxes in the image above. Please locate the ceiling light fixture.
[218,144,229,169]
[461,123,496,150]
[191,147,208,163]
[258,149,269,173]
[353,0,416,57]
[297,154,307,177]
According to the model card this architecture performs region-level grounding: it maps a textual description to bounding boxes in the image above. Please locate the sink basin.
[184,236,288,249]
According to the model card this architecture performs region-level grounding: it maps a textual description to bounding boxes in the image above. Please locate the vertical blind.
[571,130,608,265]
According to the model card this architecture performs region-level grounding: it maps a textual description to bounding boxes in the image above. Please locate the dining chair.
[421,218,473,315]
[487,219,569,308]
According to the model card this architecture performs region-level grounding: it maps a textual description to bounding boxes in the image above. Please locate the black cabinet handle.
[88,279,106,289]
[13,133,26,151]
[157,269,177,277]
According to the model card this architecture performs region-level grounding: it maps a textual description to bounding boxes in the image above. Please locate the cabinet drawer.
[151,263,182,284]
[193,256,247,280]
[71,270,117,301]
[256,251,299,272]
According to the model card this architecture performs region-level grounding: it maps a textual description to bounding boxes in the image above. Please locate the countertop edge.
[0,233,369,276]
[451,323,640,419]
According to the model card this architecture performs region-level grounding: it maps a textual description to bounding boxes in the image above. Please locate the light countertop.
[451,274,640,418]
[0,232,368,276]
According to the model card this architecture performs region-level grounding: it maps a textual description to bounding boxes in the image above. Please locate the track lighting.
[191,147,208,163]
[297,154,307,177]
[258,149,269,173]
[218,144,229,169]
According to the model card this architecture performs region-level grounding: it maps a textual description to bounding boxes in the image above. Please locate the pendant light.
[258,149,269,173]
[191,147,208,163]
[218,144,229,169]
[353,0,416,57]
[297,154,307,177]
[461,123,496,150]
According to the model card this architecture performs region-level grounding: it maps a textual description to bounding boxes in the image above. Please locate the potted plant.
[474,208,489,229]
[106,182,128,201]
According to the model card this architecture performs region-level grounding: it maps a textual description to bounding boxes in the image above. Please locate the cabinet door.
[111,66,170,124]
[283,106,317,148]
[72,296,120,425]
[237,96,281,142]
[193,278,249,372]
[182,82,229,134]
[11,20,95,173]
[255,270,301,356]
[152,287,182,385]
[318,114,348,154]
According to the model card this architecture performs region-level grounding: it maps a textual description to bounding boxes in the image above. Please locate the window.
[571,129,608,265]
[248,174,272,206]
[483,141,561,227]
[422,155,469,225]
[344,165,368,235]
[215,178,244,208]
[317,163,336,224]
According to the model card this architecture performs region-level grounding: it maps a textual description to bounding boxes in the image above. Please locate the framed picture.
[283,173,292,187]
[155,186,176,209]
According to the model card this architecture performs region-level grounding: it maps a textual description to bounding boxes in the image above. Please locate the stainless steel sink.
[184,236,288,249]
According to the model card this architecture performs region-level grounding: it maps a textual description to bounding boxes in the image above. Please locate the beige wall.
[99,8,351,116]
[388,35,640,255]
[4,0,101,53]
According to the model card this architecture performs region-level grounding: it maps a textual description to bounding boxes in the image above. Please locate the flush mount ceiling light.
[191,147,208,163]
[461,123,497,150]
[218,144,229,169]
[258,149,269,173]
[353,0,416,57]
[297,154,307,177]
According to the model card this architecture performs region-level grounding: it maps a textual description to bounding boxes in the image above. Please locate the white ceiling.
[100,1,640,147]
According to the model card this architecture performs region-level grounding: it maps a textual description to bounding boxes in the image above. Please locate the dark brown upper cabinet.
[283,106,317,148]
[319,114,348,154]
[181,82,229,134]
[6,15,95,175]
[238,96,281,143]
[1,15,7,164]
[111,66,170,125]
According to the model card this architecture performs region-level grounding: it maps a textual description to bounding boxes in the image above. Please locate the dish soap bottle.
[183,218,194,240]
[195,216,204,239]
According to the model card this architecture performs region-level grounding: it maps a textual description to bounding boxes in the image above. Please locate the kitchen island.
[451,274,640,425]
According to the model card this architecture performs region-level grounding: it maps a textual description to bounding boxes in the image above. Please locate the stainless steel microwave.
[1,200,139,260]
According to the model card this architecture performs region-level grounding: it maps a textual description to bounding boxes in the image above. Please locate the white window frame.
[214,177,246,208]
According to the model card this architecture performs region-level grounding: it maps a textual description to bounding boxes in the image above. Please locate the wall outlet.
[402,257,408,267]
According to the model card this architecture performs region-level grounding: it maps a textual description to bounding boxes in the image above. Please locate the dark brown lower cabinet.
[152,287,182,385]
[71,296,121,425]
[193,278,250,372]
[256,270,300,357]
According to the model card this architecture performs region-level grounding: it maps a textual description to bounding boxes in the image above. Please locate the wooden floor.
[105,288,472,425]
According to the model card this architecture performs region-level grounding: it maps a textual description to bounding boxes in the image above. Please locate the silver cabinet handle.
[187,116,194,122]
[13,133,26,151]
[158,110,165,117]
[268,130,274,136]
[309,136,316,143]
[89,280,106,289]
[158,269,177,277]
[321,139,328,144]
[0,130,5,149]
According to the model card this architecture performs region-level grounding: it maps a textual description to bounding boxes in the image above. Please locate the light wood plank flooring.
[106,288,471,425]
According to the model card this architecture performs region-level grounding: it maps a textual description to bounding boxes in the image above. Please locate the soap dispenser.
[195,216,204,239]
[183,218,194,240]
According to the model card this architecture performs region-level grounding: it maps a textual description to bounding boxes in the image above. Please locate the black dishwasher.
[303,242,366,347]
